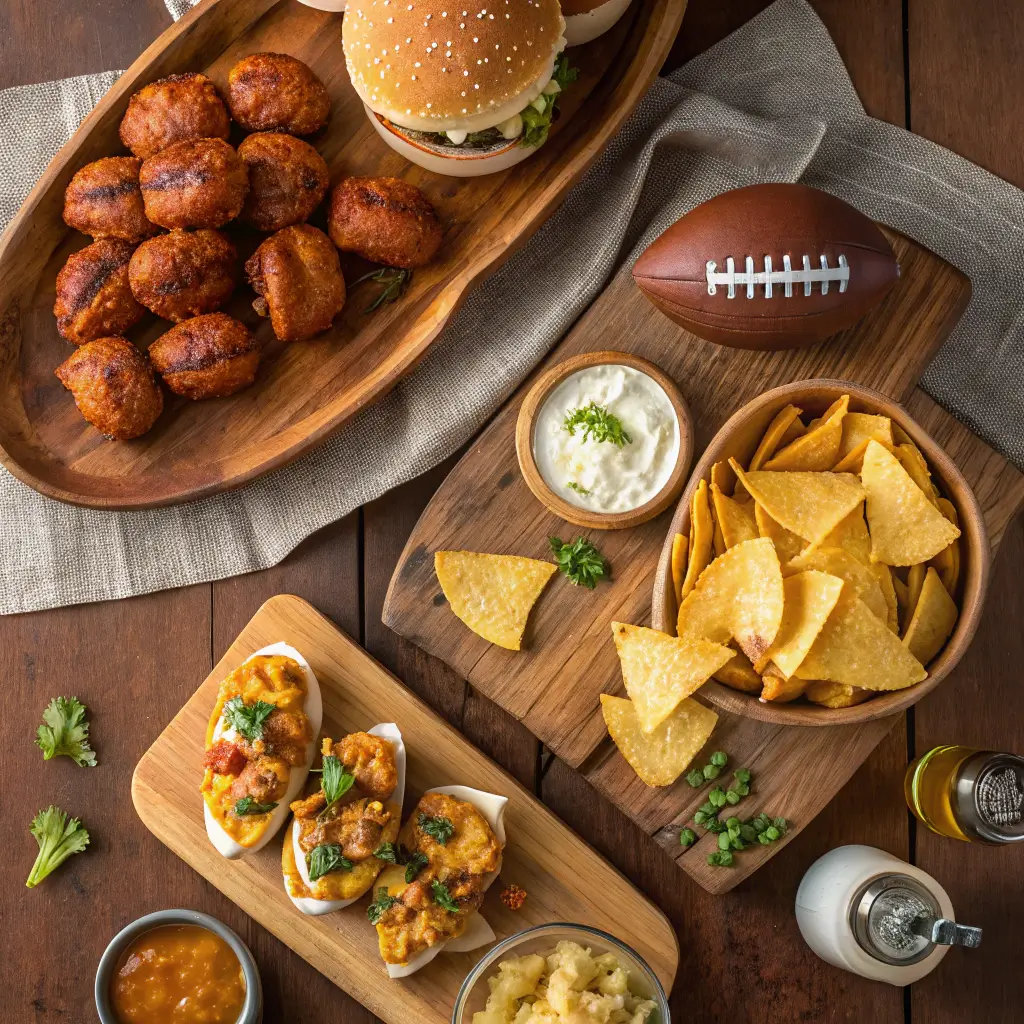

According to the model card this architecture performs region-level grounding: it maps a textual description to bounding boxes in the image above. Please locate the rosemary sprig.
[351,267,413,312]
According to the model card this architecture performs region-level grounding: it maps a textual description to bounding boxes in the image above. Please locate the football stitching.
[705,254,850,300]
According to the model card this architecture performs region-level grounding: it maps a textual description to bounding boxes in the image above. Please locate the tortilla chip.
[872,562,900,633]
[749,405,803,471]
[754,570,843,676]
[786,546,888,623]
[681,480,714,600]
[711,484,759,549]
[731,460,866,544]
[712,510,727,558]
[836,412,893,463]
[712,647,763,693]
[711,461,736,498]
[804,680,873,709]
[434,551,556,650]
[677,537,784,664]
[611,622,733,734]
[671,533,687,604]
[903,567,959,666]
[930,498,961,595]
[601,694,717,787]
[895,442,939,506]
[763,396,848,472]
[760,665,807,703]
[778,415,806,448]
[815,505,872,564]
[794,584,928,690]
[861,441,960,565]
[905,562,927,632]
[891,570,910,611]
[754,502,806,565]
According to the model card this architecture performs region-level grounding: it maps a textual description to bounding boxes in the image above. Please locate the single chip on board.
[804,680,873,709]
[754,501,806,566]
[711,483,759,549]
[749,405,803,471]
[601,694,718,787]
[861,441,960,565]
[434,551,556,650]
[787,546,888,623]
[763,396,848,472]
[713,646,763,693]
[755,570,844,677]
[794,584,928,690]
[731,461,866,545]
[903,566,958,666]
[611,622,733,733]
[676,537,784,665]
[681,480,714,600]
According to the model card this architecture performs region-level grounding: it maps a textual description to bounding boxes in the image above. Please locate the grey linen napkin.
[0,0,1021,615]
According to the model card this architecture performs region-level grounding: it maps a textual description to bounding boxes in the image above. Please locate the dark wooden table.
[3,2,1022,1021]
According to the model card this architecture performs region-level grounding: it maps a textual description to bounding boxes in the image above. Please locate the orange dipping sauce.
[110,924,246,1024]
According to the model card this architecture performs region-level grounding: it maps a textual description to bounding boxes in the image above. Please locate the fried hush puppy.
[140,138,249,230]
[129,229,237,322]
[245,224,345,342]
[238,132,329,233]
[63,157,159,243]
[327,177,443,269]
[119,72,230,159]
[149,313,260,400]
[226,53,331,135]
[55,336,163,440]
[54,239,146,345]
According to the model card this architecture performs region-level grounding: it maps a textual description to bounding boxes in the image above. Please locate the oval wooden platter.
[132,595,678,1021]
[0,0,686,510]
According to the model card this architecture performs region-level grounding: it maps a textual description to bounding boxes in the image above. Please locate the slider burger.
[343,0,575,177]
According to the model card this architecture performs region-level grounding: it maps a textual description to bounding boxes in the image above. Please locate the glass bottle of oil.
[905,745,1024,844]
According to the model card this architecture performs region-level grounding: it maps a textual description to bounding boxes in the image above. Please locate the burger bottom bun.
[367,107,539,178]
[564,0,632,47]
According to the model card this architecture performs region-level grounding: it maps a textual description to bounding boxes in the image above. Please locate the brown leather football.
[632,183,900,351]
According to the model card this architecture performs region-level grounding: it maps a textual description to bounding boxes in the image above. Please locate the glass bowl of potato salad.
[452,923,670,1024]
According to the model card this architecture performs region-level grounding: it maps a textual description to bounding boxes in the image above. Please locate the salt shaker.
[795,845,982,985]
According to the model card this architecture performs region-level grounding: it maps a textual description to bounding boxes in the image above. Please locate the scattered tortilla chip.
[749,405,803,471]
[754,570,843,677]
[895,442,939,506]
[711,484,759,549]
[754,502,806,565]
[903,567,959,666]
[930,498,961,595]
[795,585,928,690]
[671,533,687,604]
[862,441,960,565]
[815,505,872,564]
[872,562,900,633]
[712,647,763,693]
[786,547,888,623]
[836,412,893,463]
[763,396,848,472]
[611,622,733,734]
[731,460,866,544]
[600,694,717,787]
[804,680,873,709]
[681,480,714,600]
[904,562,927,632]
[434,551,556,650]
[760,665,807,703]
[677,537,784,664]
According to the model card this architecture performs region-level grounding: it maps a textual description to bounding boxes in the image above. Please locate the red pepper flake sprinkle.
[500,884,527,911]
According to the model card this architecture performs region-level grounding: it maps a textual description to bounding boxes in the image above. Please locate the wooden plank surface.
[2,2,1023,1024]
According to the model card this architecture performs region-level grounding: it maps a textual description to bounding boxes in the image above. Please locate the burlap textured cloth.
[0,0,1021,614]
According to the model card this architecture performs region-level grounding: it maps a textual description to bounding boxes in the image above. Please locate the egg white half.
[204,642,324,860]
[287,722,407,916]
[385,784,508,979]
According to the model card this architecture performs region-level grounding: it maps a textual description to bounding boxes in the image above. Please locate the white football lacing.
[705,254,850,299]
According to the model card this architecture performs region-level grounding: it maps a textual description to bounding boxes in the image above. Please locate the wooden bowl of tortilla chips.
[651,379,990,726]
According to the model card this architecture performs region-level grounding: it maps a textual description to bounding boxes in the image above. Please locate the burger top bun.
[343,0,566,134]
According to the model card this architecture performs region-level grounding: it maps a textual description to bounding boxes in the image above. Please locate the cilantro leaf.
[222,696,275,742]
[549,536,609,589]
[404,852,429,883]
[233,796,278,815]
[418,813,455,845]
[26,806,90,888]
[308,843,353,882]
[373,842,429,882]
[431,879,460,913]
[367,886,401,925]
[35,697,96,767]
[318,755,356,818]
[562,402,633,447]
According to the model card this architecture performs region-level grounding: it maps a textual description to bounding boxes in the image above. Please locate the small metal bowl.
[95,909,262,1024]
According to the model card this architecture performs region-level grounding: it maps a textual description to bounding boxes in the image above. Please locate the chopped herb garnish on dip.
[418,813,455,845]
[233,796,277,816]
[25,806,90,888]
[431,879,460,913]
[308,843,353,881]
[566,481,591,497]
[367,886,401,924]
[563,401,633,448]
[549,536,608,589]
[35,696,96,767]
[222,696,276,742]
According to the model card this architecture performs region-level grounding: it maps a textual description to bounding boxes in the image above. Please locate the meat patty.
[227,52,331,135]
[63,157,159,243]
[239,132,330,233]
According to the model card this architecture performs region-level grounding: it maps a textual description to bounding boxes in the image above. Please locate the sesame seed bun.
[343,0,566,134]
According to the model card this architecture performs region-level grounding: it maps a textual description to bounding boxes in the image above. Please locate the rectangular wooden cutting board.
[132,594,678,1020]
[381,227,1024,893]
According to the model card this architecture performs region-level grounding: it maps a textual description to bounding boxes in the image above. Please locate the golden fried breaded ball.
[245,224,345,342]
[327,176,442,269]
[227,53,331,135]
[238,132,330,233]
[149,313,261,400]
[119,72,230,159]
[63,157,159,243]
[129,228,237,322]
[140,138,249,230]
[55,336,163,440]
[54,239,146,345]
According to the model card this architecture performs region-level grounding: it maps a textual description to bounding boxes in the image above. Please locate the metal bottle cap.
[850,873,982,966]
[955,752,1024,843]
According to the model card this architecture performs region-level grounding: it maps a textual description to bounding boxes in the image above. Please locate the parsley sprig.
[374,842,429,883]
[25,806,90,888]
[317,754,356,819]
[222,697,275,742]
[367,886,401,924]
[563,401,632,448]
[35,697,96,767]
[418,813,455,845]
[431,879,460,913]
[549,536,609,589]
[233,795,277,816]
[308,843,353,882]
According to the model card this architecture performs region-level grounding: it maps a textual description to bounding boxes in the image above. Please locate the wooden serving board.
[382,227,1024,894]
[0,0,686,510]
[133,595,678,1020]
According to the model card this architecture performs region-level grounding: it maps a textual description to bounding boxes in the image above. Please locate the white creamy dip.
[533,363,679,514]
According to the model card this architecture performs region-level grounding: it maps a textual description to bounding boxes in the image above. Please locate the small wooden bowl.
[651,379,991,726]
[515,351,693,530]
